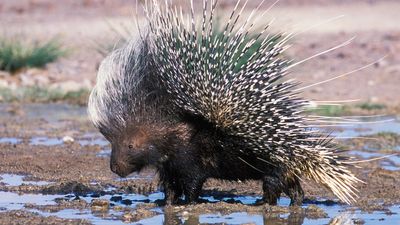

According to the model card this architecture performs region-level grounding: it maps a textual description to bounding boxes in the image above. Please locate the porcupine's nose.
[110,151,131,177]
[110,160,130,177]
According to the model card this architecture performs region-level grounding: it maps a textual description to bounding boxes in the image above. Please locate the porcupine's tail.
[143,0,362,204]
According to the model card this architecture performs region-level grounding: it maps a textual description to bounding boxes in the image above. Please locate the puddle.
[0,191,62,211]
[78,139,109,147]
[30,137,64,146]
[0,137,22,144]
[32,208,127,225]
[331,116,400,137]
[25,136,109,147]
[0,174,51,186]
[78,133,109,147]
[96,149,111,157]
[115,174,154,182]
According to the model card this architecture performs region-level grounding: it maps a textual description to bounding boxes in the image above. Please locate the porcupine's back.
[144,0,361,204]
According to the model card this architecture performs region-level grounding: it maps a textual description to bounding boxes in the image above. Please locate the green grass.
[0,37,66,73]
[0,87,89,105]
[356,102,386,111]
[305,105,350,117]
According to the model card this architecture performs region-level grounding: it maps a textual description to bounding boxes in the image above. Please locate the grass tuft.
[356,102,386,111]
[305,105,349,116]
[0,37,65,73]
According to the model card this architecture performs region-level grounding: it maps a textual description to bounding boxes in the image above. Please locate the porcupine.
[88,0,362,206]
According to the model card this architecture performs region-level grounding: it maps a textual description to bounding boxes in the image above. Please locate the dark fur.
[110,115,304,206]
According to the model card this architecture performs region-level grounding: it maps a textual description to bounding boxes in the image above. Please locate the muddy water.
[0,104,399,225]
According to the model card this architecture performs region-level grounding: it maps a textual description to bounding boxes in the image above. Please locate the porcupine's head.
[88,39,171,177]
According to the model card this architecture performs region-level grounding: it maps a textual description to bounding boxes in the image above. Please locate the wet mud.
[0,103,399,225]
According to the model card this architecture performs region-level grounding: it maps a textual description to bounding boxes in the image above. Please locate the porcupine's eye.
[128,144,134,149]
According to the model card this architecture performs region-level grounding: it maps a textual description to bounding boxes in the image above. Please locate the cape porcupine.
[88,0,362,205]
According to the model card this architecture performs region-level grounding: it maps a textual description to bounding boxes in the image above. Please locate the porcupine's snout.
[110,137,159,177]
[110,144,134,177]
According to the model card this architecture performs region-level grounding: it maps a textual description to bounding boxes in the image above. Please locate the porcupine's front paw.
[182,177,205,204]
[163,182,183,205]
[164,189,182,205]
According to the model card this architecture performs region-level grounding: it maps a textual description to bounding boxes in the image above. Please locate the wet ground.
[0,103,399,225]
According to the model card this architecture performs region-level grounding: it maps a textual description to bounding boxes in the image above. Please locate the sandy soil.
[1,0,399,108]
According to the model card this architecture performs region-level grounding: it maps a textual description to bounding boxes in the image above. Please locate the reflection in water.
[160,210,356,225]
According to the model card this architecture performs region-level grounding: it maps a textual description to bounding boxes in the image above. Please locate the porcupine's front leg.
[182,176,206,204]
[160,170,183,205]
[164,181,183,205]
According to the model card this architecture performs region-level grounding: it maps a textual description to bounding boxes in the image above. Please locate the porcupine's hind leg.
[283,175,304,206]
[261,175,283,205]
[261,171,304,206]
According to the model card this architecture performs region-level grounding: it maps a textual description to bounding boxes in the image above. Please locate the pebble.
[62,136,74,143]
[90,199,109,211]
[122,213,133,222]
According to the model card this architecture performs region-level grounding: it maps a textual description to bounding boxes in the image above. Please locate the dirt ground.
[0,103,399,224]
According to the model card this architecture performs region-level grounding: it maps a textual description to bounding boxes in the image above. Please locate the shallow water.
[0,191,62,211]
[0,137,22,144]
[0,174,51,186]
[331,116,400,137]
[2,190,397,225]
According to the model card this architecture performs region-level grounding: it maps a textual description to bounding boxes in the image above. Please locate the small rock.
[374,59,388,68]
[91,199,109,211]
[113,205,124,211]
[305,204,328,218]
[180,211,190,220]
[62,136,74,143]
[110,196,123,202]
[20,74,35,86]
[122,213,133,222]
[353,218,365,224]
[121,199,132,205]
